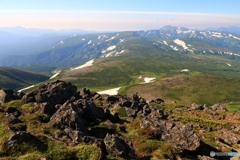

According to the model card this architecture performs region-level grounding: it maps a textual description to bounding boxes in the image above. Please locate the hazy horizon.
[0,0,239,31]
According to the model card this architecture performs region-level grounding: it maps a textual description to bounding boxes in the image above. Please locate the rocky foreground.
[0,80,240,160]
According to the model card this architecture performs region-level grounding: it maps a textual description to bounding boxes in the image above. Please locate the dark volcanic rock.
[5,107,20,117]
[104,133,135,159]
[4,114,22,124]
[3,131,31,150]
[32,102,57,116]
[219,128,240,145]
[211,103,227,112]
[0,89,21,104]
[49,101,88,135]
[140,117,200,154]
[189,103,203,110]
[203,105,218,115]
[22,80,79,105]
[73,99,104,122]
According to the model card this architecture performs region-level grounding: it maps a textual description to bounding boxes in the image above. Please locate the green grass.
[1,100,24,108]
[225,102,240,111]
[114,107,128,117]
[0,67,50,91]
[174,116,228,131]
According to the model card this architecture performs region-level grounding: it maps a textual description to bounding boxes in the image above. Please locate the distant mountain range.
[1,26,240,69]
[0,26,98,37]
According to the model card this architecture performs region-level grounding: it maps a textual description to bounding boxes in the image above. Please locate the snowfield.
[139,77,156,84]
[101,45,116,53]
[105,36,116,42]
[163,41,168,45]
[50,70,61,79]
[72,59,94,70]
[97,87,121,95]
[174,39,188,50]
[18,85,35,92]
[181,69,189,72]
[87,40,92,44]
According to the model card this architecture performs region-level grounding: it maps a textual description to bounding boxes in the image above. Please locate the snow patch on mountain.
[97,87,121,95]
[163,41,168,45]
[105,36,116,42]
[139,77,156,84]
[72,59,94,70]
[50,70,61,79]
[87,40,92,44]
[119,39,125,43]
[115,50,125,56]
[173,39,188,50]
[181,69,189,72]
[18,85,35,92]
[101,45,116,53]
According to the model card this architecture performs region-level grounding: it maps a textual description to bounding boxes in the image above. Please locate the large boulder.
[73,99,104,122]
[32,102,57,116]
[189,103,203,110]
[218,129,240,145]
[22,80,79,105]
[0,89,22,104]
[104,133,135,159]
[3,131,31,151]
[4,114,22,124]
[140,117,200,154]
[211,103,227,112]
[49,101,88,135]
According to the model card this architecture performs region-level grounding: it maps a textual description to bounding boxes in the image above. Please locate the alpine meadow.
[1,1,240,160]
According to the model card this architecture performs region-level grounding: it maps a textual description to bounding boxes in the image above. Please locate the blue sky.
[0,0,239,31]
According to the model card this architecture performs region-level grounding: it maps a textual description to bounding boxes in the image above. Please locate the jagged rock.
[17,92,25,99]
[104,109,120,123]
[0,89,21,104]
[3,131,31,150]
[130,93,139,102]
[211,103,227,112]
[92,93,101,100]
[32,102,56,115]
[219,129,240,145]
[140,117,200,154]
[104,133,135,159]
[118,126,126,133]
[189,103,203,110]
[4,114,22,124]
[214,137,236,152]
[197,155,217,160]
[146,99,155,104]
[125,107,138,118]
[80,88,91,95]
[5,107,21,117]
[203,106,218,115]
[0,106,4,112]
[102,120,113,128]
[64,128,85,143]
[49,101,88,134]
[121,100,132,107]
[139,98,146,104]
[22,80,79,105]
[73,99,104,122]
[155,98,164,104]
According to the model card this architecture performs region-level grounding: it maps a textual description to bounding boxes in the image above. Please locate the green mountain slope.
[58,37,240,94]
[0,32,133,68]
[12,64,57,75]
[0,67,50,91]
[119,74,240,106]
